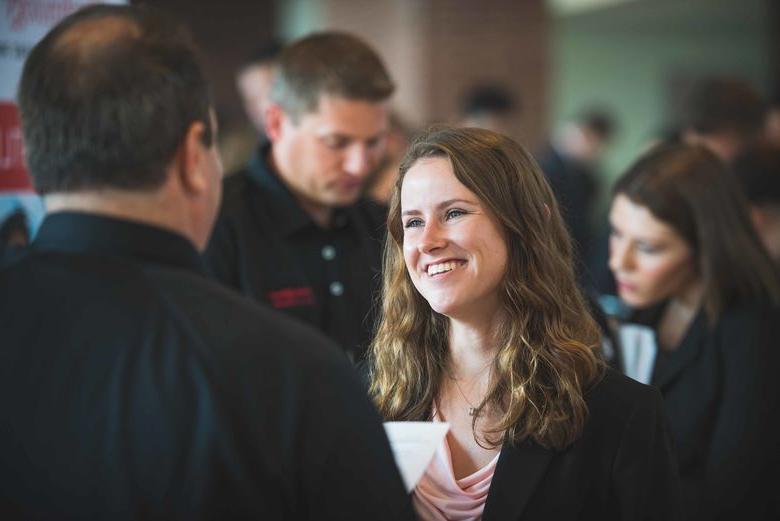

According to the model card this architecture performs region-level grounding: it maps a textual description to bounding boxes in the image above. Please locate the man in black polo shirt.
[205,32,392,362]
[0,5,413,519]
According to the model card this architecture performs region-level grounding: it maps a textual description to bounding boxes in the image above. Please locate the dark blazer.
[613,302,780,521]
[483,369,683,521]
[0,213,414,520]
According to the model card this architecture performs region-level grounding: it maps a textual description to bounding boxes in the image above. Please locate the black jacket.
[482,369,683,520]
[204,146,386,361]
[612,302,780,521]
[0,212,413,520]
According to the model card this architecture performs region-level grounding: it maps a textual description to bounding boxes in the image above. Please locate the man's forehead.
[302,95,388,135]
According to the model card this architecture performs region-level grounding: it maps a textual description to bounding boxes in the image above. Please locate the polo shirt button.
[322,245,336,260]
[329,281,344,296]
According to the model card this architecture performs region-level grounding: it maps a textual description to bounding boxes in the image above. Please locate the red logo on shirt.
[267,287,315,309]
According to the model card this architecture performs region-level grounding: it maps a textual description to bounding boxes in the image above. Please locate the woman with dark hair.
[608,143,780,521]
[369,126,682,520]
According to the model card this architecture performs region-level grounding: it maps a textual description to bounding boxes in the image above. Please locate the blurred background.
[137,0,778,206]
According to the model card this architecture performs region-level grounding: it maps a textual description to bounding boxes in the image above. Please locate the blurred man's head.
[236,40,283,135]
[764,95,780,148]
[264,32,394,225]
[733,144,780,265]
[682,77,766,162]
[18,4,222,250]
[458,84,518,136]
[557,108,616,165]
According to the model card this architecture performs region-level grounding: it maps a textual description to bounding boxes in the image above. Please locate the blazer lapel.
[482,438,553,521]
[652,310,707,390]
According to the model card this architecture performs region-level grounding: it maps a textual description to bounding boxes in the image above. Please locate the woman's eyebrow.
[401,198,478,217]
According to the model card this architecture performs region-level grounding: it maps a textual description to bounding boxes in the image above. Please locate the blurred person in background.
[457,84,519,137]
[236,40,283,142]
[0,6,414,519]
[681,77,766,163]
[537,108,616,285]
[732,144,780,267]
[371,126,682,521]
[205,32,393,363]
[0,209,30,257]
[607,143,780,521]
[763,94,780,147]
[364,111,412,204]
[218,41,284,174]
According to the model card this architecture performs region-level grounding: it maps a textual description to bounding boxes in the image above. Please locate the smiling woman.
[369,126,683,521]
[607,143,780,521]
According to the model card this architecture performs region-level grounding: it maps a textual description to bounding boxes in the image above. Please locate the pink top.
[412,415,500,521]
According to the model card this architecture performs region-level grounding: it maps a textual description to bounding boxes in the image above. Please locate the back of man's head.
[683,77,766,140]
[269,31,394,122]
[18,4,212,195]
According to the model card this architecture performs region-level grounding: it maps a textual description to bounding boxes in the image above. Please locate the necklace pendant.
[468,407,478,417]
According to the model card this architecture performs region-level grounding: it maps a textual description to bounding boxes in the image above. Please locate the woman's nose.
[418,221,447,254]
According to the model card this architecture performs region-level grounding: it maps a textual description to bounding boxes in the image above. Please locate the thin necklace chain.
[446,360,494,417]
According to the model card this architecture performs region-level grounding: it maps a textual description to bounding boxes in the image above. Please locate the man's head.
[682,77,766,162]
[458,84,518,136]
[557,108,616,165]
[18,4,222,249]
[733,144,780,265]
[264,32,394,222]
[236,40,283,135]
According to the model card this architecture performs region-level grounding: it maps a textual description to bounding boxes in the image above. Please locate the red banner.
[0,101,30,191]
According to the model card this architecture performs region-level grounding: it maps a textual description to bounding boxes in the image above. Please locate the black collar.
[33,211,205,273]
[246,144,352,237]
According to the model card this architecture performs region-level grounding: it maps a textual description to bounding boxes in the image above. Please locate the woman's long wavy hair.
[369,126,604,451]
[613,143,780,323]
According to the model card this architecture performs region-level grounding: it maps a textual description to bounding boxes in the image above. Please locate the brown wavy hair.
[369,127,604,450]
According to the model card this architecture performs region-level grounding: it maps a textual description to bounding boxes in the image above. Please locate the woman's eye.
[404,218,423,229]
[445,209,466,220]
[637,243,660,254]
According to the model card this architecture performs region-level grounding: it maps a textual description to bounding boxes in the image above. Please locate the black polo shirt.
[0,212,413,519]
[204,145,387,361]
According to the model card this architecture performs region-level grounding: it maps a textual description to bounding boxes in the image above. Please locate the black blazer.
[482,369,683,521]
[612,301,780,521]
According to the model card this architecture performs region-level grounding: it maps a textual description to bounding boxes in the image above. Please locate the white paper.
[383,421,450,493]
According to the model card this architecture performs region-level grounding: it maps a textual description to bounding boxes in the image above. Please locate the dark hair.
[460,84,517,117]
[682,77,766,138]
[613,143,780,321]
[0,210,29,246]
[240,40,284,70]
[732,144,780,206]
[269,31,394,121]
[578,108,616,141]
[18,4,212,194]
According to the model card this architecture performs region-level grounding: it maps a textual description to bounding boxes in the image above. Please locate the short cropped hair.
[269,31,394,121]
[18,4,212,194]
[578,109,616,141]
[682,77,766,138]
[460,84,517,118]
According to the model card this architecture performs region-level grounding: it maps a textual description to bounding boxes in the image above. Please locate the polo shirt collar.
[33,211,205,273]
[246,144,352,237]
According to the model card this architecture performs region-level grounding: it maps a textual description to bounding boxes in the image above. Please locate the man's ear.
[176,120,209,195]
[264,103,286,142]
